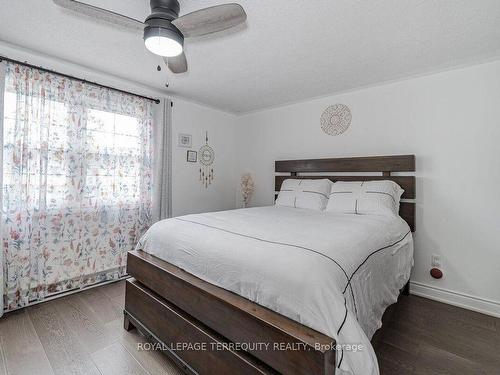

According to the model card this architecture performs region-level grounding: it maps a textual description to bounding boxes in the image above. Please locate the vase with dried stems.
[240,173,255,208]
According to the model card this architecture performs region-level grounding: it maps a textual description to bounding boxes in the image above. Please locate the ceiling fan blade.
[164,52,188,74]
[53,0,144,32]
[172,3,247,38]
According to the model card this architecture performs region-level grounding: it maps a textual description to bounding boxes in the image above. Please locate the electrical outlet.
[431,254,441,268]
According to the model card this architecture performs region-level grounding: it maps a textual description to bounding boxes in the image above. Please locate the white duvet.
[137,206,413,375]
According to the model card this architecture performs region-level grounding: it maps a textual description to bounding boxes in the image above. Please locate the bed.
[124,155,416,375]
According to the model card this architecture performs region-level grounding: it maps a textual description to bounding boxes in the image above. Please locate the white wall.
[0,41,239,217]
[171,99,237,216]
[235,60,500,316]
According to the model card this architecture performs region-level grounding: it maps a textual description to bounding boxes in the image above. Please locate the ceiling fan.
[53,0,247,74]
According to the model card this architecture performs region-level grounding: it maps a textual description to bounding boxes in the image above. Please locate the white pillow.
[276,179,333,211]
[325,180,404,216]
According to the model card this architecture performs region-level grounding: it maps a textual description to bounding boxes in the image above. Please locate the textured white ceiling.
[1,0,500,114]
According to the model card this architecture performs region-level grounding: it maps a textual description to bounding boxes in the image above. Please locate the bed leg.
[402,281,410,296]
[124,313,135,331]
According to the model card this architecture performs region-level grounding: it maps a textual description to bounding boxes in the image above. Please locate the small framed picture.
[187,150,197,163]
[178,133,192,148]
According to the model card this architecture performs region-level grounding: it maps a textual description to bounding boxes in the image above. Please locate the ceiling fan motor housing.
[144,0,184,52]
[149,0,179,20]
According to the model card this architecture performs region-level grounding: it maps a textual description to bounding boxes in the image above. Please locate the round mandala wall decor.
[320,104,352,136]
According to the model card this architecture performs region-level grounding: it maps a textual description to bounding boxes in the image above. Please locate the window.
[2,88,152,212]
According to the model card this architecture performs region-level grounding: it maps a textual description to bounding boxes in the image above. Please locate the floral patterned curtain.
[1,62,154,313]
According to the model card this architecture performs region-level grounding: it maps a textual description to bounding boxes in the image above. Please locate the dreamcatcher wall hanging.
[199,131,215,188]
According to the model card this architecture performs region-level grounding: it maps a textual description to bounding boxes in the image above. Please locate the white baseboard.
[410,281,500,319]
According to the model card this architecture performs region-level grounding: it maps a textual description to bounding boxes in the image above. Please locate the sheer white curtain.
[0,61,156,314]
[152,98,172,222]
[0,63,5,316]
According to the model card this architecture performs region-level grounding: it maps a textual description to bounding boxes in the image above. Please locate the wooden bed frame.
[124,155,416,375]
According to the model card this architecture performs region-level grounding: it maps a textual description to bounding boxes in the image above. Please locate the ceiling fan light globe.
[145,35,183,57]
[144,26,184,57]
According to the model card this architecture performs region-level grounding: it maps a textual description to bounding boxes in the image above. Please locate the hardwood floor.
[0,281,182,375]
[372,294,500,375]
[0,280,498,375]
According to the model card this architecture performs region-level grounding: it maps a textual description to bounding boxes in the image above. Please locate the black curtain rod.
[0,55,160,104]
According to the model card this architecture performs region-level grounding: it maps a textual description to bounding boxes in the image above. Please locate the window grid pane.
[2,94,144,210]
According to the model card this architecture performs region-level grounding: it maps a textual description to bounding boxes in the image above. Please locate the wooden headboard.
[275,155,416,231]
